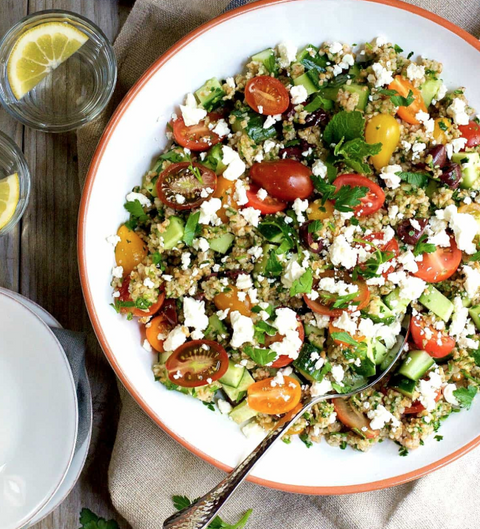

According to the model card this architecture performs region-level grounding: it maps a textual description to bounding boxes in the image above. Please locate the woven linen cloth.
[77,1,480,528]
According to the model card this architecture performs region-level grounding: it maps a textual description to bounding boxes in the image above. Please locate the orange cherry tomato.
[388,75,427,125]
[213,284,252,317]
[333,398,378,439]
[165,340,229,387]
[146,314,173,352]
[118,276,165,317]
[304,271,370,318]
[413,236,462,283]
[247,376,302,415]
[212,175,238,223]
[307,199,334,221]
[244,75,290,115]
[172,114,224,151]
[245,183,287,214]
[459,121,480,148]
[115,224,148,276]
[359,232,400,277]
[268,321,305,368]
[410,315,455,359]
[332,174,385,217]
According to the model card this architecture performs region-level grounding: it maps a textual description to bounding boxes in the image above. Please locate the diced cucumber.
[452,152,480,190]
[374,339,388,366]
[421,79,443,107]
[384,288,410,315]
[304,323,325,349]
[254,243,277,275]
[344,83,370,111]
[293,343,326,382]
[389,374,416,398]
[398,350,435,381]
[205,314,228,341]
[296,44,319,62]
[321,86,340,101]
[293,72,318,96]
[194,77,225,111]
[419,286,454,322]
[425,178,440,198]
[287,371,302,384]
[223,369,254,403]
[202,144,226,174]
[162,216,184,250]
[304,94,334,113]
[463,296,473,308]
[468,304,480,331]
[220,360,245,388]
[348,63,361,80]
[229,399,258,424]
[209,233,235,254]
[143,174,158,197]
[251,47,275,65]
[363,298,395,325]
[352,338,376,377]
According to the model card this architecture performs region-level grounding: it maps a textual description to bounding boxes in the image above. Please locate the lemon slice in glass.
[7,22,89,100]
[0,173,20,230]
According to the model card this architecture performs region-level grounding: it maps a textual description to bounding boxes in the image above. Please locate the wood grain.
[0,1,134,527]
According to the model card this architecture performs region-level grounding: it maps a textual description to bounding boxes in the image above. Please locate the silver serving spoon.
[163,313,410,529]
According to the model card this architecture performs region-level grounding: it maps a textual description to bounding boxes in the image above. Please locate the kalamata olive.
[279,140,311,161]
[283,102,297,120]
[224,270,243,280]
[428,144,447,169]
[162,298,178,326]
[299,109,330,129]
[299,221,324,254]
[440,163,462,189]
[396,218,428,245]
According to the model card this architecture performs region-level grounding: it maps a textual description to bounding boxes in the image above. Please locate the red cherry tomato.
[156,162,217,210]
[245,183,287,214]
[172,115,223,151]
[333,398,378,439]
[303,271,370,318]
[360,232,400,277]
[413,236,462,283]
[165,340,229,387]
[267,321,305,368]
[333,174,385,217]
[247,376,302,414]
[118,276,165,317]
[250,160,314,202]
[404,391,441,415]
[244,76,290,115]
[459,121,480,148]
[410,315,455,359]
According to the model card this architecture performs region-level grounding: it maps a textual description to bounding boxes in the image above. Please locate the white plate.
[0,292,78,528]
[79,0,480,494]
[0,288,92,527]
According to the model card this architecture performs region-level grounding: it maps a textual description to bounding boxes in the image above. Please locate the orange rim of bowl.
[78,0,480,495]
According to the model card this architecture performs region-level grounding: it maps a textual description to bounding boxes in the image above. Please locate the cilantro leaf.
[453,385,477,409]
[172,495,192,510]
[333,185,368,213]
[183,211,200,246]
[323,110,365,145]
[79,509,119,529]
[413,234,436,257]
[244,346,277,366]
[290,269,313,296]
[124,199,148,222]
[395,171,429,187]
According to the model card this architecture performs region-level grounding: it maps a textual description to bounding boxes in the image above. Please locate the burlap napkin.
[77,1,480,528]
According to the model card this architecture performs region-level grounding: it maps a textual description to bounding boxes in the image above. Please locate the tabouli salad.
[109,37,480,454]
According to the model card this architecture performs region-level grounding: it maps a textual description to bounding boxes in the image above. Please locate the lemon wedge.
[0,173,20,230]
[7,22,89,100]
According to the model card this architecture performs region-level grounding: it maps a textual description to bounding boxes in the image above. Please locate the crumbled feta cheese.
[126,192,151,207]
[263,139,276,153]
[216,308,229,320]
[292,198,309,223]
[418,371,443,411]
[448,98,469,126]
[143,277,155,288]
[398,273,426,301]
[240,207,261,227]
[411,142,426,160]
[256,188,268,201]
[290,84,308,105]
[368,405,400,430]
[427,217,450,247]
[263,114,282,129]
[436,204,478,254]
[174,194,186,205]
[226,77,235,89]
[312,159,327,178]
[241,420,266,439]
[281,258,306,288]
[450,296,469,337]
[406,63,425,81]
[222,146,246,181]
[331,365,345,384]
[332,312,358,335]
[277,42,297,68]
[106,234,121,247]
[112,266,123,279]
[193,237,210,252]
[212,118,230,137]
[230,311,255,347]
[328,42,343,54]
[463,265,480,299]
[233,179,249,206]
[183,297,209,331]
[181,252,191,270]
[443,383,459,406]
[272,307,299,335]
[311,379,333,396]
[435,81,447,102]
[142,339,152,352]
[163,325,188,351]
[379,164,402,189]
[370,62,394,87]
[217,399,233,414]
[180,93,207,126]
[329,234,358,269]
[199,198,222,226]
[375,36,388,47]
[236,273,253,290]
[416,111,434,134]
[314,313,331,329]
[398,250,419,273]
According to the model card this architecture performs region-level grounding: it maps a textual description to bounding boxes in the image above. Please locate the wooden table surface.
[0,1,133,527]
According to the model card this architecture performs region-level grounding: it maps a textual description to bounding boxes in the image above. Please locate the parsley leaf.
[469,251,480,262]
[299,433,313,448]
[183,211,200,246]
[79,508,119,529]
[471,349,480,366]
[244,346,276,366]
[395,171,429,187]
[413,234,436,257]
[333,185,368,212]
[394,44,404,53]
[202,401,215,412]
[323,110,366,145]
[453,385,477,409]
[252,304,274,318]
[290,269,313,296]
[110,298,134,313]
[172,495,191,510]
[255,321,277,336]
[124,199,148,222]
[331,332,358,346]
[264,250,283,277]
[352,243,394,279]
[391,90,414,107]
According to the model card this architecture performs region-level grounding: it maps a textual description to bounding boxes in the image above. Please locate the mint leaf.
[79,509,119,529]
[335,138,382,160]
[244,346,277,366]
[173,495,192,510]
[183,211,200,246]
[453,386,477,409]
[290,269,313,296]
[395,171,429,187]
[323,110,365,145]
[80,509,99,525]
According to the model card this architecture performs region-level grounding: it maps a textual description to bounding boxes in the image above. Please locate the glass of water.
[0,10,117,133]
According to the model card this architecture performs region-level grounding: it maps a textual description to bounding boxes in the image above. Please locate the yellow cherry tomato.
[307,199,334,221]
[433,118,451,145]
[212,175,238,223]
[214,284,252,317]
[115,224,148,276]
[365,114,401,170]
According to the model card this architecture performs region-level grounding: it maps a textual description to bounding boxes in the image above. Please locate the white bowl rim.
[78,0,480,495]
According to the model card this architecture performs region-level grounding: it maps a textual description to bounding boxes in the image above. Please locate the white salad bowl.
[79,0,480,494]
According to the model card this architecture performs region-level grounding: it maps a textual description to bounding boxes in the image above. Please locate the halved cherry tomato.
[413,236,462,283]
[146,314,173,352]
[165,340,229,388]
[118,276,165,317]
[172,115,223,151]
[404,391,441,415]
[333,398,378,439]
[459,121,480,148]
[213,284,252,317]
[365,114,401,170]
[410,315,455,358]
[307,199,334,221]
[115,224,148,276]
[244,76,290,115]
[433,118,451,145]
[268,321,305,368]
[212,175,238,223]
[304,270,370,317]
[245,183,287,214]
[359,232,400,277]
[247,376,302,414]
[156,162,217,210]
[388,76,427,125]
[332,174,385,217]
[329,323,365,347]
[250,160,314,202]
